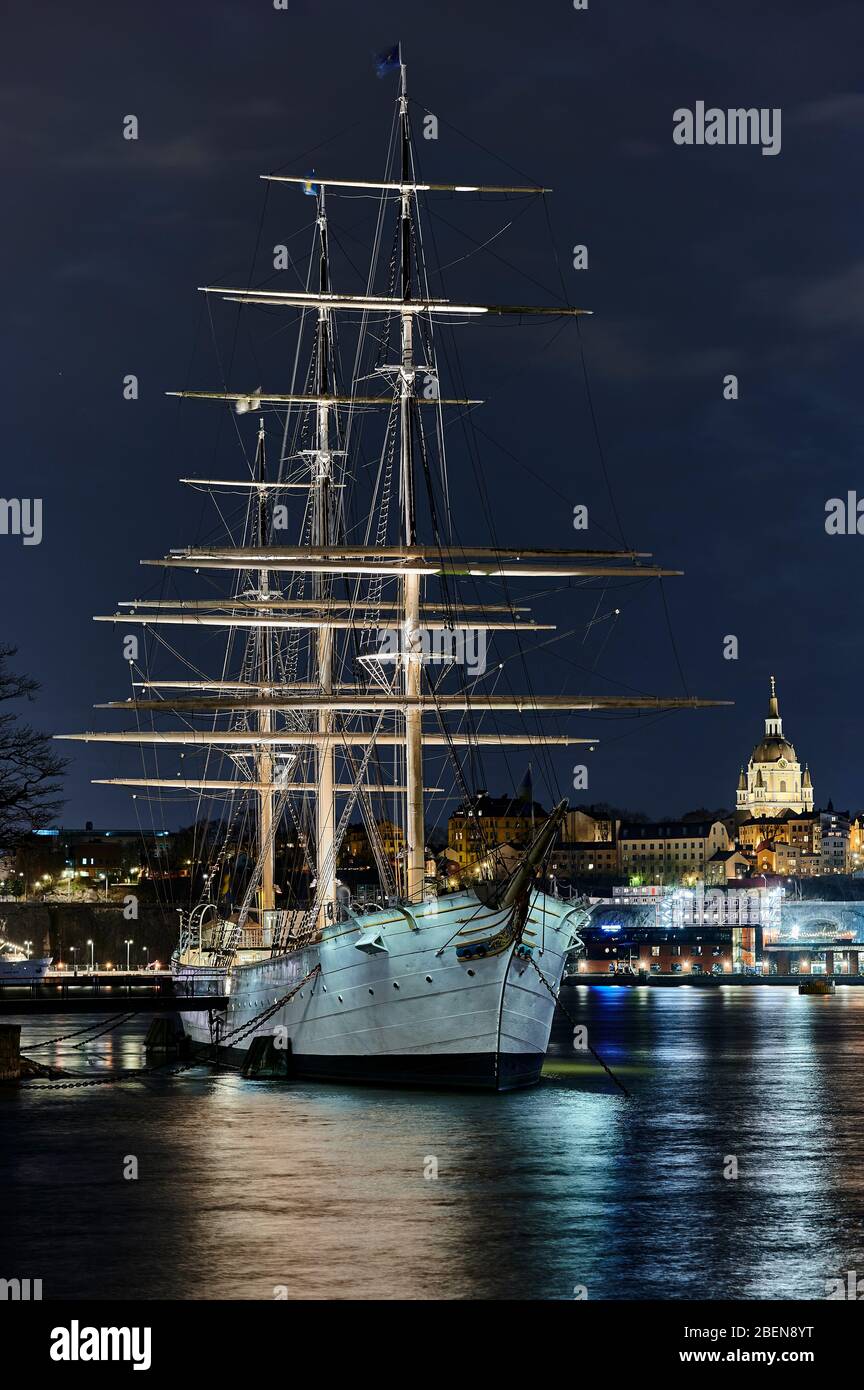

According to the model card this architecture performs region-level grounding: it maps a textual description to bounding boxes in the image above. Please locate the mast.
[57,56,736,943]
[313,188,337,927]
[254,417,276,920]
[398,51,426,903]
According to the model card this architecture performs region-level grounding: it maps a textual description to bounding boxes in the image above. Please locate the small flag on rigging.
[302,173,319,196]
[374,44,400,78]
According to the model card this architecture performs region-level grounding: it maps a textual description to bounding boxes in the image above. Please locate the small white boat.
[0,940,53,981]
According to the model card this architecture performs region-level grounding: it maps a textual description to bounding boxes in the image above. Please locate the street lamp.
[125,938,133,971]
[143,945,149,969]
[70,945,77,976]
[87,938,94,971]
[23,939,32,959]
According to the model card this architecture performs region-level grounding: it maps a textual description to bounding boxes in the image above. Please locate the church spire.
[765,675,782,737]
[738,676,814,819]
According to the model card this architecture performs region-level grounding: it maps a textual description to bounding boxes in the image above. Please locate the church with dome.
[736,676,814,819]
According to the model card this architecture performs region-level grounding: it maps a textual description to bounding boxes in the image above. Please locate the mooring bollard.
[0,1024,22,1082]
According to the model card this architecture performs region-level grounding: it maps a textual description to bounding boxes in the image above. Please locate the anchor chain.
[528,956,631,1099]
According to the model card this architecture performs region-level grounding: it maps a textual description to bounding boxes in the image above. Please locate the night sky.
[3,0,861,832]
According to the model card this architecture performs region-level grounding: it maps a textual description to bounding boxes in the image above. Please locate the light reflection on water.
[3,986,863,1300]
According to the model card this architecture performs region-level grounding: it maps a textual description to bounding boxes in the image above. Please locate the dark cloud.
[794,92,864,126]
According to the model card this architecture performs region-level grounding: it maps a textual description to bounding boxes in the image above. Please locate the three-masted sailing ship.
[59,50,723,1089]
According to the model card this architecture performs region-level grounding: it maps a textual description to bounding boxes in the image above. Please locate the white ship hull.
[0,955,53,982]
[174,889,585,1091]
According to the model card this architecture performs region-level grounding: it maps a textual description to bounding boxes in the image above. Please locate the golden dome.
[751,735,796,764]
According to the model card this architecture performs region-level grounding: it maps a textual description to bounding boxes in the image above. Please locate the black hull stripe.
[193,1042,545,1092]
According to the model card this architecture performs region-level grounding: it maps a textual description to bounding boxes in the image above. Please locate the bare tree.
[0,645,66,845]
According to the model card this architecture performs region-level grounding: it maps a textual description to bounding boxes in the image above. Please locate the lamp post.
[70,945,77,976]
[87,938,94,972]
[143,945,149,969]
[125,938,133,972]
[23,939,32,959]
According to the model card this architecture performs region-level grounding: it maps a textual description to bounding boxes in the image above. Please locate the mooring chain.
[16,1051,210,1090]
[528,956,631,1100]
[14,1071,151,1091]
[70,1012,137,1048]
[13,970,323,1091]
[218,964,322,1049]
[24,1012,133,1051]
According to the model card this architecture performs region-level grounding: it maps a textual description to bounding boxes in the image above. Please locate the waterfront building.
[341,819,405,869]
[763,894,864,976]
[820,807,851,874]
[551,807,620,880]
[736,676,814,819]
[447,790,548,869]
[618,819,730,885]
[610,884,664,905]
[736,806,852,878]
[562,808,619,843]
[705,848,752,884]
[737,809,821,875]
[574,884,779,975]
[753,838,797,876]
[447,840,522,888]
[654,884,777,932]
[6,824,174,894]
[549,840,619,879]
[576,921,739,977]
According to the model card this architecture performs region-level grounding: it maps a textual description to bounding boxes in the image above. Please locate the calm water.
[3,986,864,1300]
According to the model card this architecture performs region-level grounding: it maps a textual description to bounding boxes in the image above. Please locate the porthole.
[393,981,400,989]
[368,988,374,995]
[425,975,433,983]
[337,994,343,1003]
[467,969,475,977]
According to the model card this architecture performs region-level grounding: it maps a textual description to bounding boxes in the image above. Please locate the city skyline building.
[736,676,814,820]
